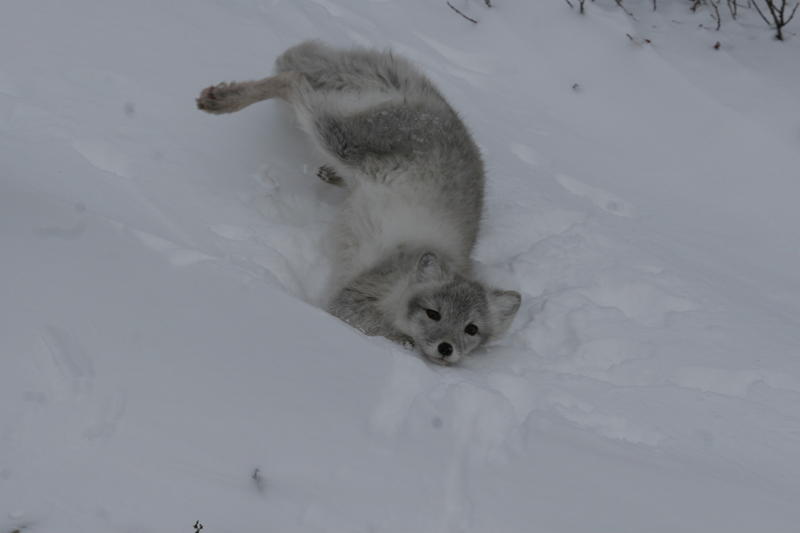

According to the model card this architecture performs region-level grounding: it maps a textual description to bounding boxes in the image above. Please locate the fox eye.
[425,309,441,321]
[465,323,478,336]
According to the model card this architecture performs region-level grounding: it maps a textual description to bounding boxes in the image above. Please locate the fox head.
[399,252,521,365]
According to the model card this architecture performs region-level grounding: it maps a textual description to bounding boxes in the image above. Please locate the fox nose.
[437,342,453,356]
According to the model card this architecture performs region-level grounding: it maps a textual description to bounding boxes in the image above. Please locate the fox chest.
[335,183,463,272]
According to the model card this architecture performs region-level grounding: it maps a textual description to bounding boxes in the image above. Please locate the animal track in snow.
[548,393,664,446]
[578,281,696,327]
[551,338,654,385]
[557,174,635,217]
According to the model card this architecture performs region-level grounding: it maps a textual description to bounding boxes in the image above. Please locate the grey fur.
[197,41,520,365]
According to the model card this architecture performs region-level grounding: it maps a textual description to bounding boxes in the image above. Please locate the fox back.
[274,42,485,283]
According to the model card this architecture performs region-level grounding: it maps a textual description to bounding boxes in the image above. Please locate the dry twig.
[615,0,636,18]
[446,1,479,23]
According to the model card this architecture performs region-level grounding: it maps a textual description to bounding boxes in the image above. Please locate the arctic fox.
[197,41,520,365]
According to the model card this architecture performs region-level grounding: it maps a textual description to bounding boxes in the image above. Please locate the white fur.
[330,180,466,289]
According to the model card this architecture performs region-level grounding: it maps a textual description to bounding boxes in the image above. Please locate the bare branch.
[727,0,738,19]
[751,0,799,40]
[615,0,636,18]
[446,1,478,23]
[785,1,800,24]
[709,0,722,30]
[750,0,773,24]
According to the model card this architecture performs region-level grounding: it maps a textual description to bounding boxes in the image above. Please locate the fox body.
[197,41,520,365]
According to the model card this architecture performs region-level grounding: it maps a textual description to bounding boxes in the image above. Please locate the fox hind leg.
[196,72,304,114]
[196,66,366,181]
[316,165,346,187]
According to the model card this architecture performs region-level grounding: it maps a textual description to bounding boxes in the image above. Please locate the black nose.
[437,342,453,356]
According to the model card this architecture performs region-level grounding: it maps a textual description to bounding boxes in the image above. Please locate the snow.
[2,1,800,531]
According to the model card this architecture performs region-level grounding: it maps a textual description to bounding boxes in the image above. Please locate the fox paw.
[386,332,415,350]
[196,82,245,114]
[316,165,345,186]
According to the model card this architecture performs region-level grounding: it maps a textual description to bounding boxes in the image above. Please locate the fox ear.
[488,289,521,335]
[416,252,447,283]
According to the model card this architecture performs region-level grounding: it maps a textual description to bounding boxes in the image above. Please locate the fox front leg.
[385,331,415,350]
[328,285,412,348]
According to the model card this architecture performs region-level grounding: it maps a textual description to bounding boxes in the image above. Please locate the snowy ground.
[2,1,800,532]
